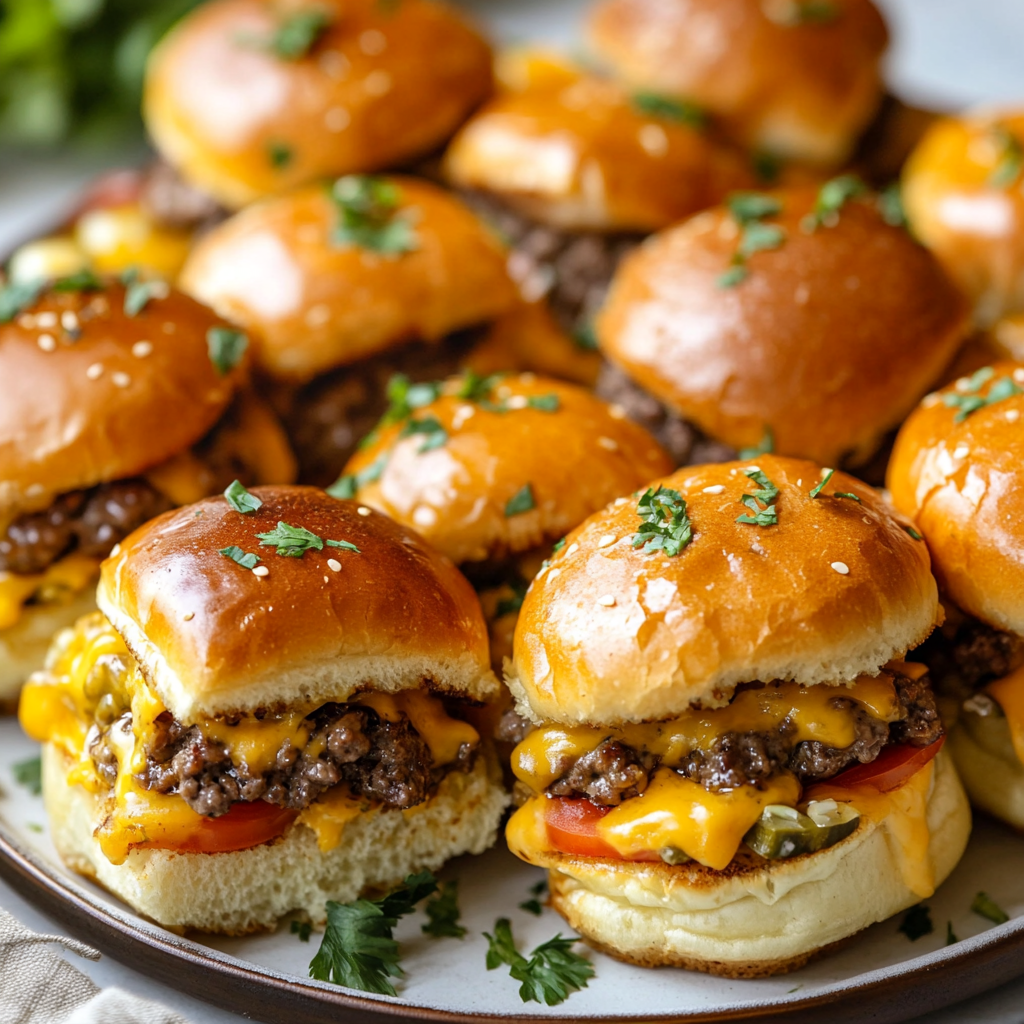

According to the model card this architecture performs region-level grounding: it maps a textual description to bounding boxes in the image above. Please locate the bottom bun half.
[44,743,509,934]
[949,724,1024,830]
[518,751,970,977]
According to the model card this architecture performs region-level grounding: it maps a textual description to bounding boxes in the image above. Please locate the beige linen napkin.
[0,907,188,1024]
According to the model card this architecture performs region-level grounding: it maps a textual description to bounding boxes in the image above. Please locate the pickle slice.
[744,801,860,859]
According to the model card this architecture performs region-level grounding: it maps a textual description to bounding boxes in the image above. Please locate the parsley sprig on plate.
[421,880,467,939]
[632,486,693,556]
[485,918,594,1006]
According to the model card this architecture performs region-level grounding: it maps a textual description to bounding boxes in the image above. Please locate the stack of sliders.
[505,455,970,975]
[20,484,507,933]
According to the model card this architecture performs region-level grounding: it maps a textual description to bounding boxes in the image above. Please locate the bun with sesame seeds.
[597,185,970,468]
[501,455,967,976]
[144,0,494,210]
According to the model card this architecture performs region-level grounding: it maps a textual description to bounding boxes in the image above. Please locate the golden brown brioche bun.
[342,374,673,565]
[0,280,244,518]
[887,362,1024,636]
[97,485,497,721]
[586,0,888,166]
[444,74,753,232]
[902,111,1024,327]
[144,0,493,209]
[179,176,518,382]
[510,455,938,726]
[597,187,970,466]
[512,749,969,976]
[44,741,507,934]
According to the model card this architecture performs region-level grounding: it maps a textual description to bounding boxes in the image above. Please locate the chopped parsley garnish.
[738,220,786,259]
[971,892,1009,925]
[495,580,528,619]
[220,545,261,570]
[572,322,598,351]
[752,150,782,185]
[12,755,42,796]
[988,126,1024,189]
[206,327,248,375]
[122,274,164,317]
[551,538,566,553]
[505,484,535,517]
[898,904,933,941]
[327,453,389,499]
[257,521,360,557]
[527,394,560,412]
[834,491,861,502]
[801,175,868,232]
[309,871,437,994]
[766,0,840,26]
[877,182,907,228]
[519,879,548,916]
[484,918,594,1006]
[421,880,466,939]
[400,415,448,453]
[943,368,1022,421]
[728,193,783,225]
[718,264,750,288]
[224,480,262,514]
[739,428,775,460]
[0,279,42,322]
[736,468,779,526]
[267,140,294,169]
[946,921,959,945]
[903,524,923,541]
[456,368,504,402]
[330,175,418,255]
[631,92,706,130]
[809,468,835,498]
[381,374,442,426]
[268,7,333,60]
[291,920,313,942]
[632,486,693,556]
[719,192,785,289]
[53,269,103,292]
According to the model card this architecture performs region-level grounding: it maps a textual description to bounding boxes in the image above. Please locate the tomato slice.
[822,736,945,793]
[140,801,297,855]
[544,797,661,861]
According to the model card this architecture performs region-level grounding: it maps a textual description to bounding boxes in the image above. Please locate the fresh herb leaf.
[834,491,861,502]
[12,755,41,796]
[738,221,786,259]
[519,881,547,917]
[456,369,505,402]
[752,150,782,185]
[972,892,1010,925]
[989,126,1024,189]
[551,538,566,553]
[224,480,263,514]
[631,92,706,130]
[206,326,248,375]
[269,8,332,60]
[802,174,868,232]
[53,269,103,292]
[943,373,1023,421]
[809,468,835,498]
[495,580,528,619]
[422,880,466,939]
[736,468,779,526]
[877,182,907,227]
[220,545,261,570]
[946,921,958,945]
[739,427,775,459]
[728,193,782,225]
[505,484,535,517]
[327,453,389,499]
[267,140,293,169]
[898,904,933,941]
[632,486,693,556]
[720,192,784,287]
[572,322,598,351]
[257,521,325,557]
[379,374,442,426]
[400,415,448,453]
[903,524,923,541]
[766,0,840,25]
[309,871,438,994]
[292,920,313,942]
[527,394,560,412]
[743,468,779,503]
[0,279,42,322]
[123,278,164,317]
[330,175,418,255]
[717,264,749,289]
[325,539,361,553]
[484,918,594,1006]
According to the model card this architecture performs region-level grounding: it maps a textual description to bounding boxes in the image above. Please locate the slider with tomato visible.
[0,272,295,708]
[20,484,507,934]
[505,456,970,976]
[889,362,1024,830]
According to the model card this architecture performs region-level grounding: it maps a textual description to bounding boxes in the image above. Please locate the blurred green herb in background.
[0,0,200,147]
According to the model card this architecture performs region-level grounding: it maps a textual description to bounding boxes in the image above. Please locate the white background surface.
[3,0,1024,1020]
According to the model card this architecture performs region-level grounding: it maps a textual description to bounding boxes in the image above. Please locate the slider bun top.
[902,111,1024,327]
[510,456,938,726]
[179,176,518,381]
[888,361,1024,637]
[597,185,969,467]
[144,0,493,209]
[0,279,243,518]
[98,485,497,721]
[444,74,753,232]
[343,374,673,564]
[586,0,888,166]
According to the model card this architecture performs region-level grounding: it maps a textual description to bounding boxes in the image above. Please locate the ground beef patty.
[917,617,1024,697]
[546,673,943,806]
[92,701,476,818]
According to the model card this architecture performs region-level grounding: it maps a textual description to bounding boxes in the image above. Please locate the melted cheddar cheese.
[20,612,479,863]
[0,554,101,630]
[987,665,1024,767]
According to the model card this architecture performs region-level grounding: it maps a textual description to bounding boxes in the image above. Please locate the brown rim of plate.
[0,821,1023,1024]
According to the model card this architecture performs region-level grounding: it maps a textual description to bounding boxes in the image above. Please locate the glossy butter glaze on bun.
[510,456,938,726]
[145,0,493,208]
[597,185,970,467]
[586,0,889,166]
[98,485,498,719]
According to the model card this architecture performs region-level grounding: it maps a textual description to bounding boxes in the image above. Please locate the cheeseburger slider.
[888,362,1024,829]
[144,0,494,210]
[585,0,889,167]
[0,273,294,707]
[505,455,970,975]
[596,181,970,468]
[337,371,672,670]
[179,175,518,484]
[20,485,507,934]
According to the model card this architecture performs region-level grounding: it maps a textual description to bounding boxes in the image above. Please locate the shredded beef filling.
[92,701,476,818]
[546,673,943,807]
